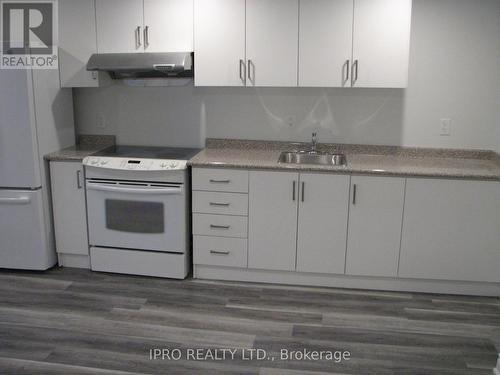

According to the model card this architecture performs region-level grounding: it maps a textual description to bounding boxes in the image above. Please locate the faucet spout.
[310,132,318,154]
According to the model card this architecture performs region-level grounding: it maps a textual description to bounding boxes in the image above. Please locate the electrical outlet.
[286,116,295,127]
[96,114,107,129]
[440,118,452,136]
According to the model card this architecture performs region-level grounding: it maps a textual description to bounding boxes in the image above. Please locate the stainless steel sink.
[278,151,347,166]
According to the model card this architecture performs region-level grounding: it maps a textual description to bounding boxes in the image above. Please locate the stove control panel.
[83,157,188,171]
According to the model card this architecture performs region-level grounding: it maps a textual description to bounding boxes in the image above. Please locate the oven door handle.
[86,183,182,195]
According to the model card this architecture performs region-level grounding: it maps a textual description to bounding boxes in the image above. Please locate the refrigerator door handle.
[0,196,31,205]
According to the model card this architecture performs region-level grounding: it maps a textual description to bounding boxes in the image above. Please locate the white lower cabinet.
[248,171,350,273]
[399,178,500,283]
[248,171,299,271]
[50,161,89,268]
[195,167,500,295]
[296,173,350,274]
[346,176,405,277]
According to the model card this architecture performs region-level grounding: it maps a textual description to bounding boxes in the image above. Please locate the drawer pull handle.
[209,202,230,207]
[209,179,231,184]
[210,224,230,229]
[210,250,230,255]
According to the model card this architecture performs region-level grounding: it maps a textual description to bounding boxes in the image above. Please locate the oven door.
[86,179,186,253]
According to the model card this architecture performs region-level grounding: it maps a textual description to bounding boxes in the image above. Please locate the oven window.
[105,200,164,233]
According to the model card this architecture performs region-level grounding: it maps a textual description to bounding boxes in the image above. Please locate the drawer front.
[193,191,248,216]
[193,214,247,238]
[192,168,248,193]
[193,236,247,267]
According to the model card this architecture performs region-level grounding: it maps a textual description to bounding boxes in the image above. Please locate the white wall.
[74,0,500,150]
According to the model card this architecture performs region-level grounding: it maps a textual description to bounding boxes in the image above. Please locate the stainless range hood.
[86,52,193,79]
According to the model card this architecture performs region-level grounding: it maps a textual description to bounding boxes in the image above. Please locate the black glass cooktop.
[95,146,202,160]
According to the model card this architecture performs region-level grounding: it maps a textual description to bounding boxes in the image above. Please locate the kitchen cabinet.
[96,0,144,53]
[50,161,89,268]
[299,0,353,87]
[143,0,193,52]
[59,0,100,87]
[249,171,350,273]
[248,171,298,271]
[194,0,298,87]
[345,176,405,277]
[296,173,350,274]
[194,0,246,86]
[96,0,193,53]
[192,168,249,268]
[299,0,411,88]
[246,0,299,87]
[352,0,412,87]
[399,178,500,283]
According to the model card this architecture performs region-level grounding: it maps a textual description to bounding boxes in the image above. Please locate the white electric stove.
[83,146,201,279]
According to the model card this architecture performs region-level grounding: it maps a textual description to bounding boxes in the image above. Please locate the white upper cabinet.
[59,0,100,87]
[352,0,412,88]
[248,171,299,271]
[96,0,193,53]
[246,0,299,87]
[194,0,298,87]
[96,0,144,53]
[299,0,353,87]
[143,0,193,52]
[399,179,500,283]
[346,176,405,277]
[296,173,350,274]
[194,0,246,86]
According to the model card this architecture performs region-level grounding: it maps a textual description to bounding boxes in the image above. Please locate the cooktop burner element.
[83,146,202,172]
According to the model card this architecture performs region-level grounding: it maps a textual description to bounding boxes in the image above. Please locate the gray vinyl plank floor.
[0,268,498,375]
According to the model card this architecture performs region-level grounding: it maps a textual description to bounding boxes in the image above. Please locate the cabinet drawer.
[193,236,247,267]
[192,168,248,193]
[193,191,248,216]
[193,214,247,238]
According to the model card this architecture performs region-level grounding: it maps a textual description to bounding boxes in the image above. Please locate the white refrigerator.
[0,68,75,270]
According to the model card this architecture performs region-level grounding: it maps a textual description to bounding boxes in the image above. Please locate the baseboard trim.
[58,253,90,269]
[194,265,500,296]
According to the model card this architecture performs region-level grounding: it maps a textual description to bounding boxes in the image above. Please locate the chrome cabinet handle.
[352,184,357,205]
[292,181,296,201]
[76,170,82,189]
[239,59,246,85]
[247,59,255,85]
[209,202,230,207]
[210,250,230,255]
[144,26,149,48]
[209,179,231,184]
[136,26,142,48]
[344,59,350,85]
[351,60,358,86]
[210,224,230,229]
[301,181,305,202]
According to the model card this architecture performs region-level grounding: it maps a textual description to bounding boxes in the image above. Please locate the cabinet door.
[248,171,298,271]
[50,162,89,256]
[352,0,411,88]
[299,0,353,87]
[194,0,246,86]
[96,0,144,53]
[346,176,405,277]
[144,0,193,53]
[297,174,350,274]
[400,179,500,283]
[246,0,299,87]
[59,0,99,87]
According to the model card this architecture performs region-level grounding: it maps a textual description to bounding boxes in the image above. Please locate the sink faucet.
[310,132,318,154]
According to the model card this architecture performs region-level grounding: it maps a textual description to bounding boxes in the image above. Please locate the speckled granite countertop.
[45,135,115,161]
[189,139,500,181]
